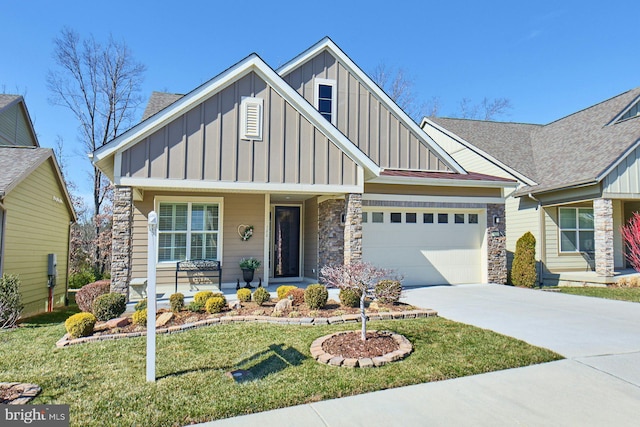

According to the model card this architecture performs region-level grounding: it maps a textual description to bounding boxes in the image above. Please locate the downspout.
[528,193,544,286]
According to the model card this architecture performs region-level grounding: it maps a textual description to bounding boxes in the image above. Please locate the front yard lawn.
[555,286,640,303]
[1,312,561,426]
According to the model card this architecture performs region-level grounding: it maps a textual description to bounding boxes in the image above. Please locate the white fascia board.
[277,37,466,174]
[117,176,364,194]
[363,193,505,205]
[367,175,518,189]
[421,117,538,186]
[596,137,640,182]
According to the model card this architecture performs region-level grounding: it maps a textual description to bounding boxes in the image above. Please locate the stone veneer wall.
[111,186,133,299]
[487,203,507,284]
[343,194,363,265]
[318,199,344,271]
[594,198,614,276]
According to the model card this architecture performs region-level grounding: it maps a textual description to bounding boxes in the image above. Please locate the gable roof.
[277,37,466,174]
[429,87,640,196]
[93,53,382,181]
[0,95,39,147]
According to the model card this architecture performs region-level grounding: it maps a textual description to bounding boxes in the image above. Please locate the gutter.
[528,193,544,287]
[515,178,599,198]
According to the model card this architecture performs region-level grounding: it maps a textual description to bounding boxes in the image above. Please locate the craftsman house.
[92,38,516,296]
[0,95,76,315]
[421,88,640,286]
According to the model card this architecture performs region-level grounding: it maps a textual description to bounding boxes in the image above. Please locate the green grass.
[556,286,640,303]
[1,312,561,426]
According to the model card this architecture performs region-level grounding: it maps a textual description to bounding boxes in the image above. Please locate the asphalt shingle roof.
[0,94,20,110]
[141,91,184,121]
[431,87,640,194]
[0,147,52,196]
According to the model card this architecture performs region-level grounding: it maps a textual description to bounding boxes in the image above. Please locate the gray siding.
[603,145,640,198]
[282,50,451,172]
[121,72,358,187]
[0,103,35,147]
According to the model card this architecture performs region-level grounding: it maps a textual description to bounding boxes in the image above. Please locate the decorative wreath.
[238,224,254,241]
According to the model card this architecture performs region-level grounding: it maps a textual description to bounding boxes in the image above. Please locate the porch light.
[493,215,501,224]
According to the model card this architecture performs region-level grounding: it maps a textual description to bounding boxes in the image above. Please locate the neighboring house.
[421,88,640,285]
[92,37,516,297]
[0,95,76,316]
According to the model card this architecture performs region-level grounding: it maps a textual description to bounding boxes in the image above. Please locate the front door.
[273,206,301,278]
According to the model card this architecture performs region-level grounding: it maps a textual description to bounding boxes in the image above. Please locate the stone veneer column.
[318,199,345,272]
[343,194,363,265]
[111,186,133,299]
[487,204,507,284]
[594,198,614,276]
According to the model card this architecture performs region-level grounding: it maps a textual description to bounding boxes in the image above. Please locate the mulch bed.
[322,331,399,358]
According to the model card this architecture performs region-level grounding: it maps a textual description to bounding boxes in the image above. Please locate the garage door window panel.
[391,213,402,223]
[423,213,434,223]
[438,213,448,224]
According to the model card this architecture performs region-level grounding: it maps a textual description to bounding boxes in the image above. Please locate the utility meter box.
[47,253,57,277]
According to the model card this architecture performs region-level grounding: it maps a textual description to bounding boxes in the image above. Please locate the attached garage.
[362,207,486,286]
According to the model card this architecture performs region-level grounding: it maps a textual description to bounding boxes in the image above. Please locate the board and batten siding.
[2,160,71,315]
[303,197,318,279]
[543,205,591,272]
[0,102,35,147]
[282,50,451,172]
[120,71,358,188]
[130,191,265,290]
[603,145,640,198]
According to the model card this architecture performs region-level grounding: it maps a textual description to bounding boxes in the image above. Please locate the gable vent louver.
[241,97,263,141]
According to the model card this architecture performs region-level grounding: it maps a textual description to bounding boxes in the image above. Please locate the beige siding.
[282,51,451,172]
[505,195,541,271]
[131,191,266,290]
[303,197,318,278]
[0,102,36,147]
[365,183,502,198]
[543,205,591,272]
[3,160,71,316]
[603,145,640,198]
[121,71,358,187]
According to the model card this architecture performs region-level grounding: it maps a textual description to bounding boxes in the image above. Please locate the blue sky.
[3,0,639,204]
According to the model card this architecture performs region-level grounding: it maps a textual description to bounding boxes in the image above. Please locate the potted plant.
[239,257,261,288]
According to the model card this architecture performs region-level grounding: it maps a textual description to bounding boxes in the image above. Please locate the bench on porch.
[175,259,222,293]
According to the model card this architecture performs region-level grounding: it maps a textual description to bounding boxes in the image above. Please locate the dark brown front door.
[273,206,301,278]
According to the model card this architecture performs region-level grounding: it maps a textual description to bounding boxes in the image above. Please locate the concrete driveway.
[198,284,640,427]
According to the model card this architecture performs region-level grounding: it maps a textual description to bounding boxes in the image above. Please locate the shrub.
[237,288,252,302]
[187,301,205,312]
[285,288,305,306]
[304,284,328,309]
[511,232,537,288]
[92,293,127,321]
[169,293,184,312]
[75,280,111,313]
[375,280,403,304]
[205,296,226,314]
[277,285,297,300]
[194,291,215,305]
[0,274,23,329]
[65,312,97,338]
[134,298,147,312]
[339,288,362,308]
[253,287,270,305]
[132,308,147,325]
[68,269,96,289]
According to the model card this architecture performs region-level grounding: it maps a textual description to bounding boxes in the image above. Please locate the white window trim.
[558,207,594,253]
[154,196,224,266]
[314,78,336,126]
[240,96,263,141]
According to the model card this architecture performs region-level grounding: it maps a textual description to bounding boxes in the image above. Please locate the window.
[559,207,594,252]
[362,212,368,223]
[240,97,263,140]
[372,212,384,223]
[454,213,465,224]
[616,99,640,123]
[315,78,336,124]
[468,213,478,224]
[406,213,417,223]
[390,213,402,223]
[158,202,220,262]
[423,213,434,223]
[438,213,448,224]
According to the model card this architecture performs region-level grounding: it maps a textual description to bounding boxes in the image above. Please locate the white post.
[146,211,158,382]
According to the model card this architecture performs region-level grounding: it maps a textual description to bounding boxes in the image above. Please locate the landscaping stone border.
[0,382,41,404]
[310,330,413,368]
[55,309,437,348]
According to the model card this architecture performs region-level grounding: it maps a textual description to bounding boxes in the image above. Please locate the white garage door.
[362,209,484,286]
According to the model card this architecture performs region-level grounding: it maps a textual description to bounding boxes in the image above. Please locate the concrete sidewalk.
[195,284,640,426]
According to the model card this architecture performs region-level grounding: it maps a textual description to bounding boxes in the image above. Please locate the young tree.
[320,262,398,341]
[621,212,640,273]
[47,27,145,276]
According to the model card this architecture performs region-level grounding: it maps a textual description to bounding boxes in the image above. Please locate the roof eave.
[368,174,518,189]
[514,179,599,197]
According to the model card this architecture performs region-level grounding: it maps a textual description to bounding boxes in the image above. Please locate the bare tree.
[458,97,513,120]
[47,27,145,276]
